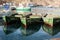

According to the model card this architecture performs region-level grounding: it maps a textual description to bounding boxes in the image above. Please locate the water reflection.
[0,26,60,40]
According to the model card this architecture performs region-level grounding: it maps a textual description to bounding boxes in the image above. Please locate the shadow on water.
[0,26,60,40]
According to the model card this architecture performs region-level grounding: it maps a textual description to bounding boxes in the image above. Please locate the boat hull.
[42,18,60,36]
[20,18,43,36]
[3,16,21,34]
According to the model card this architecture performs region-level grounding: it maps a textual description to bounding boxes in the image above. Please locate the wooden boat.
[42,14,60,36]
[20,15,43,36]
[3,16,21,34]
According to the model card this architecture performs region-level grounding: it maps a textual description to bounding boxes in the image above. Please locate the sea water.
[0,26,60,40]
